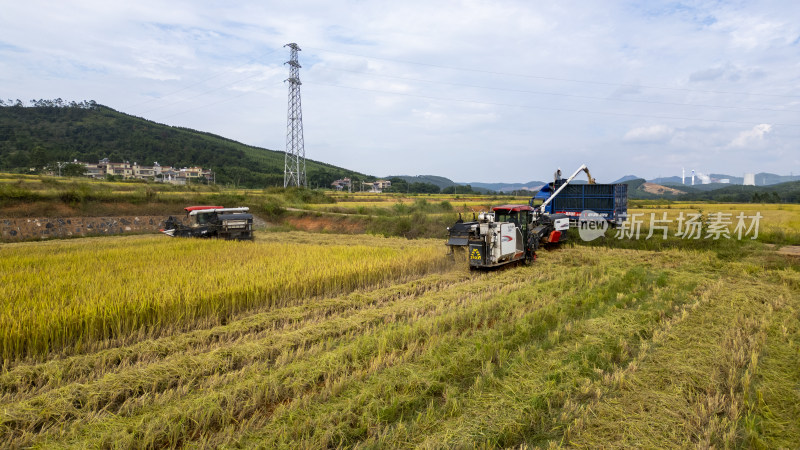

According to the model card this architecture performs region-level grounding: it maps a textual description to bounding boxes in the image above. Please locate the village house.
[70,159,214,184]
[331,178,352,191]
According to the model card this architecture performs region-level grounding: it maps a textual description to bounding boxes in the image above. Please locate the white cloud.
[1,0,798,181]
[688,62,767,83]
[717,16,798,50]
[729,124,772,148]
[623,125,675,143]
[689,66,727,82]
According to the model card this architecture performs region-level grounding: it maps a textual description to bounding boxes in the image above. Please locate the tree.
[384,177,409,193]
[30,146,48,168]
[441,184,480,195]
[61,162,87,177]
[8,151,30,168]
[408,182,440,194]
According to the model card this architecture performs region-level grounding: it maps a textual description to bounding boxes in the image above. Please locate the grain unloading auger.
[446,164,594,269]
[161,206,254,240]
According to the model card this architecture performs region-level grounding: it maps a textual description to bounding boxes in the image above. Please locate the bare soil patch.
[286,215,366,234]
[776,245,800,257]
[641,182,685,195]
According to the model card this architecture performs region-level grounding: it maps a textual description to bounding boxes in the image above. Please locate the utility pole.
[283,43,306,188]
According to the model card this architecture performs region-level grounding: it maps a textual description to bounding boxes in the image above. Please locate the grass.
[0,230,798,447]
[0,174,329,218]
[0,173,512,224]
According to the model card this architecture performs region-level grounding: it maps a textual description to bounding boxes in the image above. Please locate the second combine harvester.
[446,164,627,269]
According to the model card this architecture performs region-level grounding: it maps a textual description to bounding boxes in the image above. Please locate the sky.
[1,0,799,183]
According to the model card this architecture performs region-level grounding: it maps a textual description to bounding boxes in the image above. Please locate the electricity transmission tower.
[283,43,306,188]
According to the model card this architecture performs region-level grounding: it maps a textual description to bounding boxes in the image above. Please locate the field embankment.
[1,215,175,241]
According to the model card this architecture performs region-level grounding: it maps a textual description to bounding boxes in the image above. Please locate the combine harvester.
[161,206,254,240]
[446,164,627,269]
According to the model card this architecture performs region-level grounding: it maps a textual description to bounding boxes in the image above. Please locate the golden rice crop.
[0,233,448,364]
[628,203,800,240]
[0,236,797,447]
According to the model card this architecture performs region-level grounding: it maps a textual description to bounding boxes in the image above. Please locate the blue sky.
[1,0,799,183]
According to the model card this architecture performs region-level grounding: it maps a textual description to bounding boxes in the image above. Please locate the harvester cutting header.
[446,164,627,269]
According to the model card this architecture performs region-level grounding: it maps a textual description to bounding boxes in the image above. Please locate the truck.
[447,164,598,269]
[530,169,628,227]
[161,206,254,240]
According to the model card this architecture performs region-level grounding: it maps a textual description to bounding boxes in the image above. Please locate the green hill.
[677,180,800,203]
[0,101,370,188]
[621,178,684,200]
[615,177,800,203]
[386,175,457,189]
[386,175,496,194]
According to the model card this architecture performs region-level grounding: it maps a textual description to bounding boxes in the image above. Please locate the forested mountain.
[0,100,370,188]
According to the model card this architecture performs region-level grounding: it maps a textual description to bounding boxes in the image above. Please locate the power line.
[98,44,800,124]
[126,47,282,111]
[305,46,800,99]
[314,65,800,114]
[154,90,251,121]
[153,81,283,121]
[137,70,268,116]
[304,80,800,128]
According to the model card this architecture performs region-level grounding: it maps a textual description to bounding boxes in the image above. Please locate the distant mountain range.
[605,176,800,202]
[385,175,548,193]
[611,175,640,184]
[390,171,800,198]
[649,173,800,186]
[462,180,547,193]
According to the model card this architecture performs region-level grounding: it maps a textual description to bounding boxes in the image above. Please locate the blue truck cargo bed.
[530,180,628,226]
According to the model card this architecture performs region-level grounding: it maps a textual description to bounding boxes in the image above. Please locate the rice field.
[0,232,448,363]
[305,200,497,215]
[630,202,800,232]
[0,228,798,447]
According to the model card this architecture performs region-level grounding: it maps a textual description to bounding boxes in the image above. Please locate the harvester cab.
[161,206,254,240]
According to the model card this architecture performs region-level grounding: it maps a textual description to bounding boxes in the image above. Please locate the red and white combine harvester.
[446,164,603,269]
[446,204,569,269]
[161,206,254,240]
